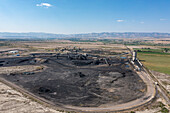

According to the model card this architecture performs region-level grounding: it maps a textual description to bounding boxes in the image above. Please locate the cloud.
[160,19,167,21]
[140,21,144,24]
[36,3,52,8]
[116,20,124,22]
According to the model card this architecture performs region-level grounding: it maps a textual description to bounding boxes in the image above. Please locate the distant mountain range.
[0,32,170,39]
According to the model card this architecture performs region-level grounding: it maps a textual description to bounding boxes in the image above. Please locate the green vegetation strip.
[137,51,170,75]
[157,102,169,113]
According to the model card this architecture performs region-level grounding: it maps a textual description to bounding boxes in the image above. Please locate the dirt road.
[0,69,156,112]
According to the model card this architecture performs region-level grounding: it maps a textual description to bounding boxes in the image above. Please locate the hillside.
[0,32,170,39]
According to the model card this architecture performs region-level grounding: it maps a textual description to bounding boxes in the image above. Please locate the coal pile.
[75,72,86,78]
[72,60,93,66]
[39,87,51,93]
[0,53,146,107]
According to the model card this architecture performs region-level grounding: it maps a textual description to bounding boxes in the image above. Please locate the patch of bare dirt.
[0,82,62,113]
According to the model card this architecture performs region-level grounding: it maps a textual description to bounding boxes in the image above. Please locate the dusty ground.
[136,98,170,113]
[0,82,61,113]
[151,71,170,93]
[0,65,45,75]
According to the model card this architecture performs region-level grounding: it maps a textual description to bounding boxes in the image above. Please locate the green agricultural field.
[137,52,170,75]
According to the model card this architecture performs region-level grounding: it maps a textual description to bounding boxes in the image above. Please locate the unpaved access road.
[62,70,156,112]
[0,69,156,113]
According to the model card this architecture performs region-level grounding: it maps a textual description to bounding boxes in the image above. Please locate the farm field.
[137,52,170,75]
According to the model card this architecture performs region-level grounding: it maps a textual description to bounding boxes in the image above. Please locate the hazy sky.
[0,0,170,34]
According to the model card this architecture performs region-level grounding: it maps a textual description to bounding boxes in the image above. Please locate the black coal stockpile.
[72,60,93,66]
[0,53,146,107]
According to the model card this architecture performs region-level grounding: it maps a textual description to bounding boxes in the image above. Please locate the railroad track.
[125,44,170,105]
